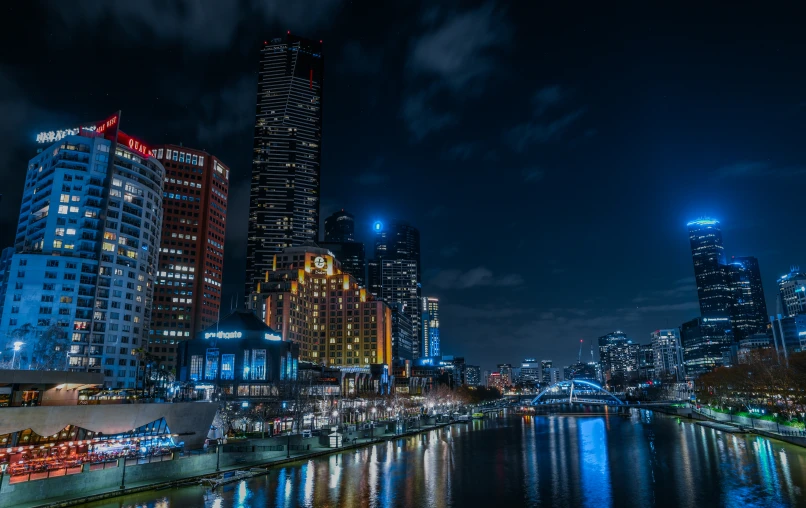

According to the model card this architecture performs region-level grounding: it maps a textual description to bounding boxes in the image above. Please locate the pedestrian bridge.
[530,379,625,406]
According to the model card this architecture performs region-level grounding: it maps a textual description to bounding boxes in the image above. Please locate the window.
[204,348,219,380]
[251,349,267,381]
[220,354,235,380]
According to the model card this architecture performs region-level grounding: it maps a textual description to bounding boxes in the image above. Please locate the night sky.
[1,2,804,372]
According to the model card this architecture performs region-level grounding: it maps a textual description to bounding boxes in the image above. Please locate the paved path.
[24,422,451,508]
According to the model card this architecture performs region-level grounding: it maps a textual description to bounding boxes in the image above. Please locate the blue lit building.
[421,296,440,357]
[0,117,164,388]
[680,316,734,377]
[178,311,299,397]
[687,218,732,319]
[727,256,768,341]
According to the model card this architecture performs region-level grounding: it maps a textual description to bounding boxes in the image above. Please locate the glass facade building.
[650,329,683,380]
[421,296,440,358]
[0,124,164,388]
[777,267,806,318]
[598,331,639,384]
[246,34,324,298]
[680,316,734,377]
[727,256,768,341]
[687,218,732,318]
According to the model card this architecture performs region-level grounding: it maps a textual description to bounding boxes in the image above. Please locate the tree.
[31,325,69,370]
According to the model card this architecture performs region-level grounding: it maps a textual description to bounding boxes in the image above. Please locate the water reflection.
[83,412,806,508]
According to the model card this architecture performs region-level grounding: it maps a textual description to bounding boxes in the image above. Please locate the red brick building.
[148,145,229,369]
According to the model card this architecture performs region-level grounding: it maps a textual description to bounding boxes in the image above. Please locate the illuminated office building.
[148,145,229,368]
[0,113,163,388]
[368,221,422,358]
[247,246,392,368]
[687,218,732,318]
[464,365,481,386]
[421,296,440,358]
[651,329,683,380]
[680,316,734,377]
[598,331,639,383]
[777,267,806,317]
[727,256,768,340]
[245,33,324,297]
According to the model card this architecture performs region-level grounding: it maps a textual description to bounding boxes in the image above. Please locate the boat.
[456,415,470,422]
[472,413,484,419]
[200,469,255,489]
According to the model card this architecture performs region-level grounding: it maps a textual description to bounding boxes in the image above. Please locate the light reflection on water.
[82,412,806,508]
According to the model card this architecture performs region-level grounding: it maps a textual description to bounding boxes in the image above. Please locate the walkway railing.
[694,407,806,437]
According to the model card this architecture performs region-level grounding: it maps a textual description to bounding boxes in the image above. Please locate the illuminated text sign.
[205,331,242,339]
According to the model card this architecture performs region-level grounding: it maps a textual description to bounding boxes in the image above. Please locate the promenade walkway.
[13,420,451,508]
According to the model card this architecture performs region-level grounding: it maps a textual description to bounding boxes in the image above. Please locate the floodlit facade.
[247,246,392,369]
[0,117,163,388]
[687,218,732,318]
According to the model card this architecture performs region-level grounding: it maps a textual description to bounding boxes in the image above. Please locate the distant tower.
[727,256,769,340]
[687,218,731,318]
[324,210,355,243]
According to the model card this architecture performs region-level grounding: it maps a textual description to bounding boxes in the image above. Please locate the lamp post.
[12,341,24,370]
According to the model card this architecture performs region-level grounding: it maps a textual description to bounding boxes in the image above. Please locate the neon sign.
[118,131,151,158]
[204,331,242,339]
[264,333,281,341]
[96,114,118,134]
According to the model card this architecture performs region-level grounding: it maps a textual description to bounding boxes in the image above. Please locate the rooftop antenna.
[577,339,583,364]
[590,342,594,362]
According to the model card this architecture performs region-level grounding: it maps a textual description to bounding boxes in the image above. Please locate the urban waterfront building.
[245,34,324,298]
[727,256,769,340]
[0,115,164,388]
[518,359,541,385]
[687,218,732,318]
[177,311,298,396]
[680,316,734,377]
[777,267,806,317]
[464,365,481,386]
[0,246,13,321]
[563,362,598,384]
[148,145,229,369]
[421,297,440,357]
[389,302,414,361]
[636,343,655,380]
[769,314,806,357]
[246,246,393,369]
[367,221,422,359]
[497,363,513,386]
[487,371,503,392]
[598,331,639,383]
[651,329,683,380]
[323,210,355,243]
[540,360,553,383]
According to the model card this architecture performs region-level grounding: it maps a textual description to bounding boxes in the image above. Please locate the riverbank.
[648,404,806,448]
[10,420,452,508]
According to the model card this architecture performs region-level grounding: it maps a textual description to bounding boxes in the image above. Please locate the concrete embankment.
[5,421,452,508]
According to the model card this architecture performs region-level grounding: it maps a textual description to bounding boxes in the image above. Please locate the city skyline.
[1,3,805,371]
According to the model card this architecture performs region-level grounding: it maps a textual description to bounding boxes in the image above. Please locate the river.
[82,410,806,507]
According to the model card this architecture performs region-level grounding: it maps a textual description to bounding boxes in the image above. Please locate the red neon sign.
[96,114,118,134]
[118,131,151,158]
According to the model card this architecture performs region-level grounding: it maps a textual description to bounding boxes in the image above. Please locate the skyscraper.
[148,145,230,369]
[324,210,355,242]
[245,33,324,297]
[598,331,639,384]
[0,113,163,388]
[680,316,733,377]
[421,297,440,357]
[540,359,553,383]
[727,256,769,340]
[777,267,806,317]
[368,221,422,359]
[687,218,732,318]
[651,329,683,380]
[320,210,365,285]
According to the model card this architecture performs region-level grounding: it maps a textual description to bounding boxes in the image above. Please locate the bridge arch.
[530,379,624,406]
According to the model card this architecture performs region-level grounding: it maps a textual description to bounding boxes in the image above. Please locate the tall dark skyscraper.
[324,210,355,242]
[368,221,422,361]
[245,33,324,297]
[320,209,364,285]
[687,218,732,318]
[727,256,769,340]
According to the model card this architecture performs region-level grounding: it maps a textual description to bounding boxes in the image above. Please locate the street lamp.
[12,341,24,370]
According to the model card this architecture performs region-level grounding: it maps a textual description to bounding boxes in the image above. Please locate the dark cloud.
[429,267,524,289]
[196,76,256,143]
[400,87,457,141]
[521,168,545,183]
[355,173,389,186]
[443,142,475,161]
[341,41,383,75]
[507,108,586,152]
[713,161,806,179]
[50,0,340,50]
